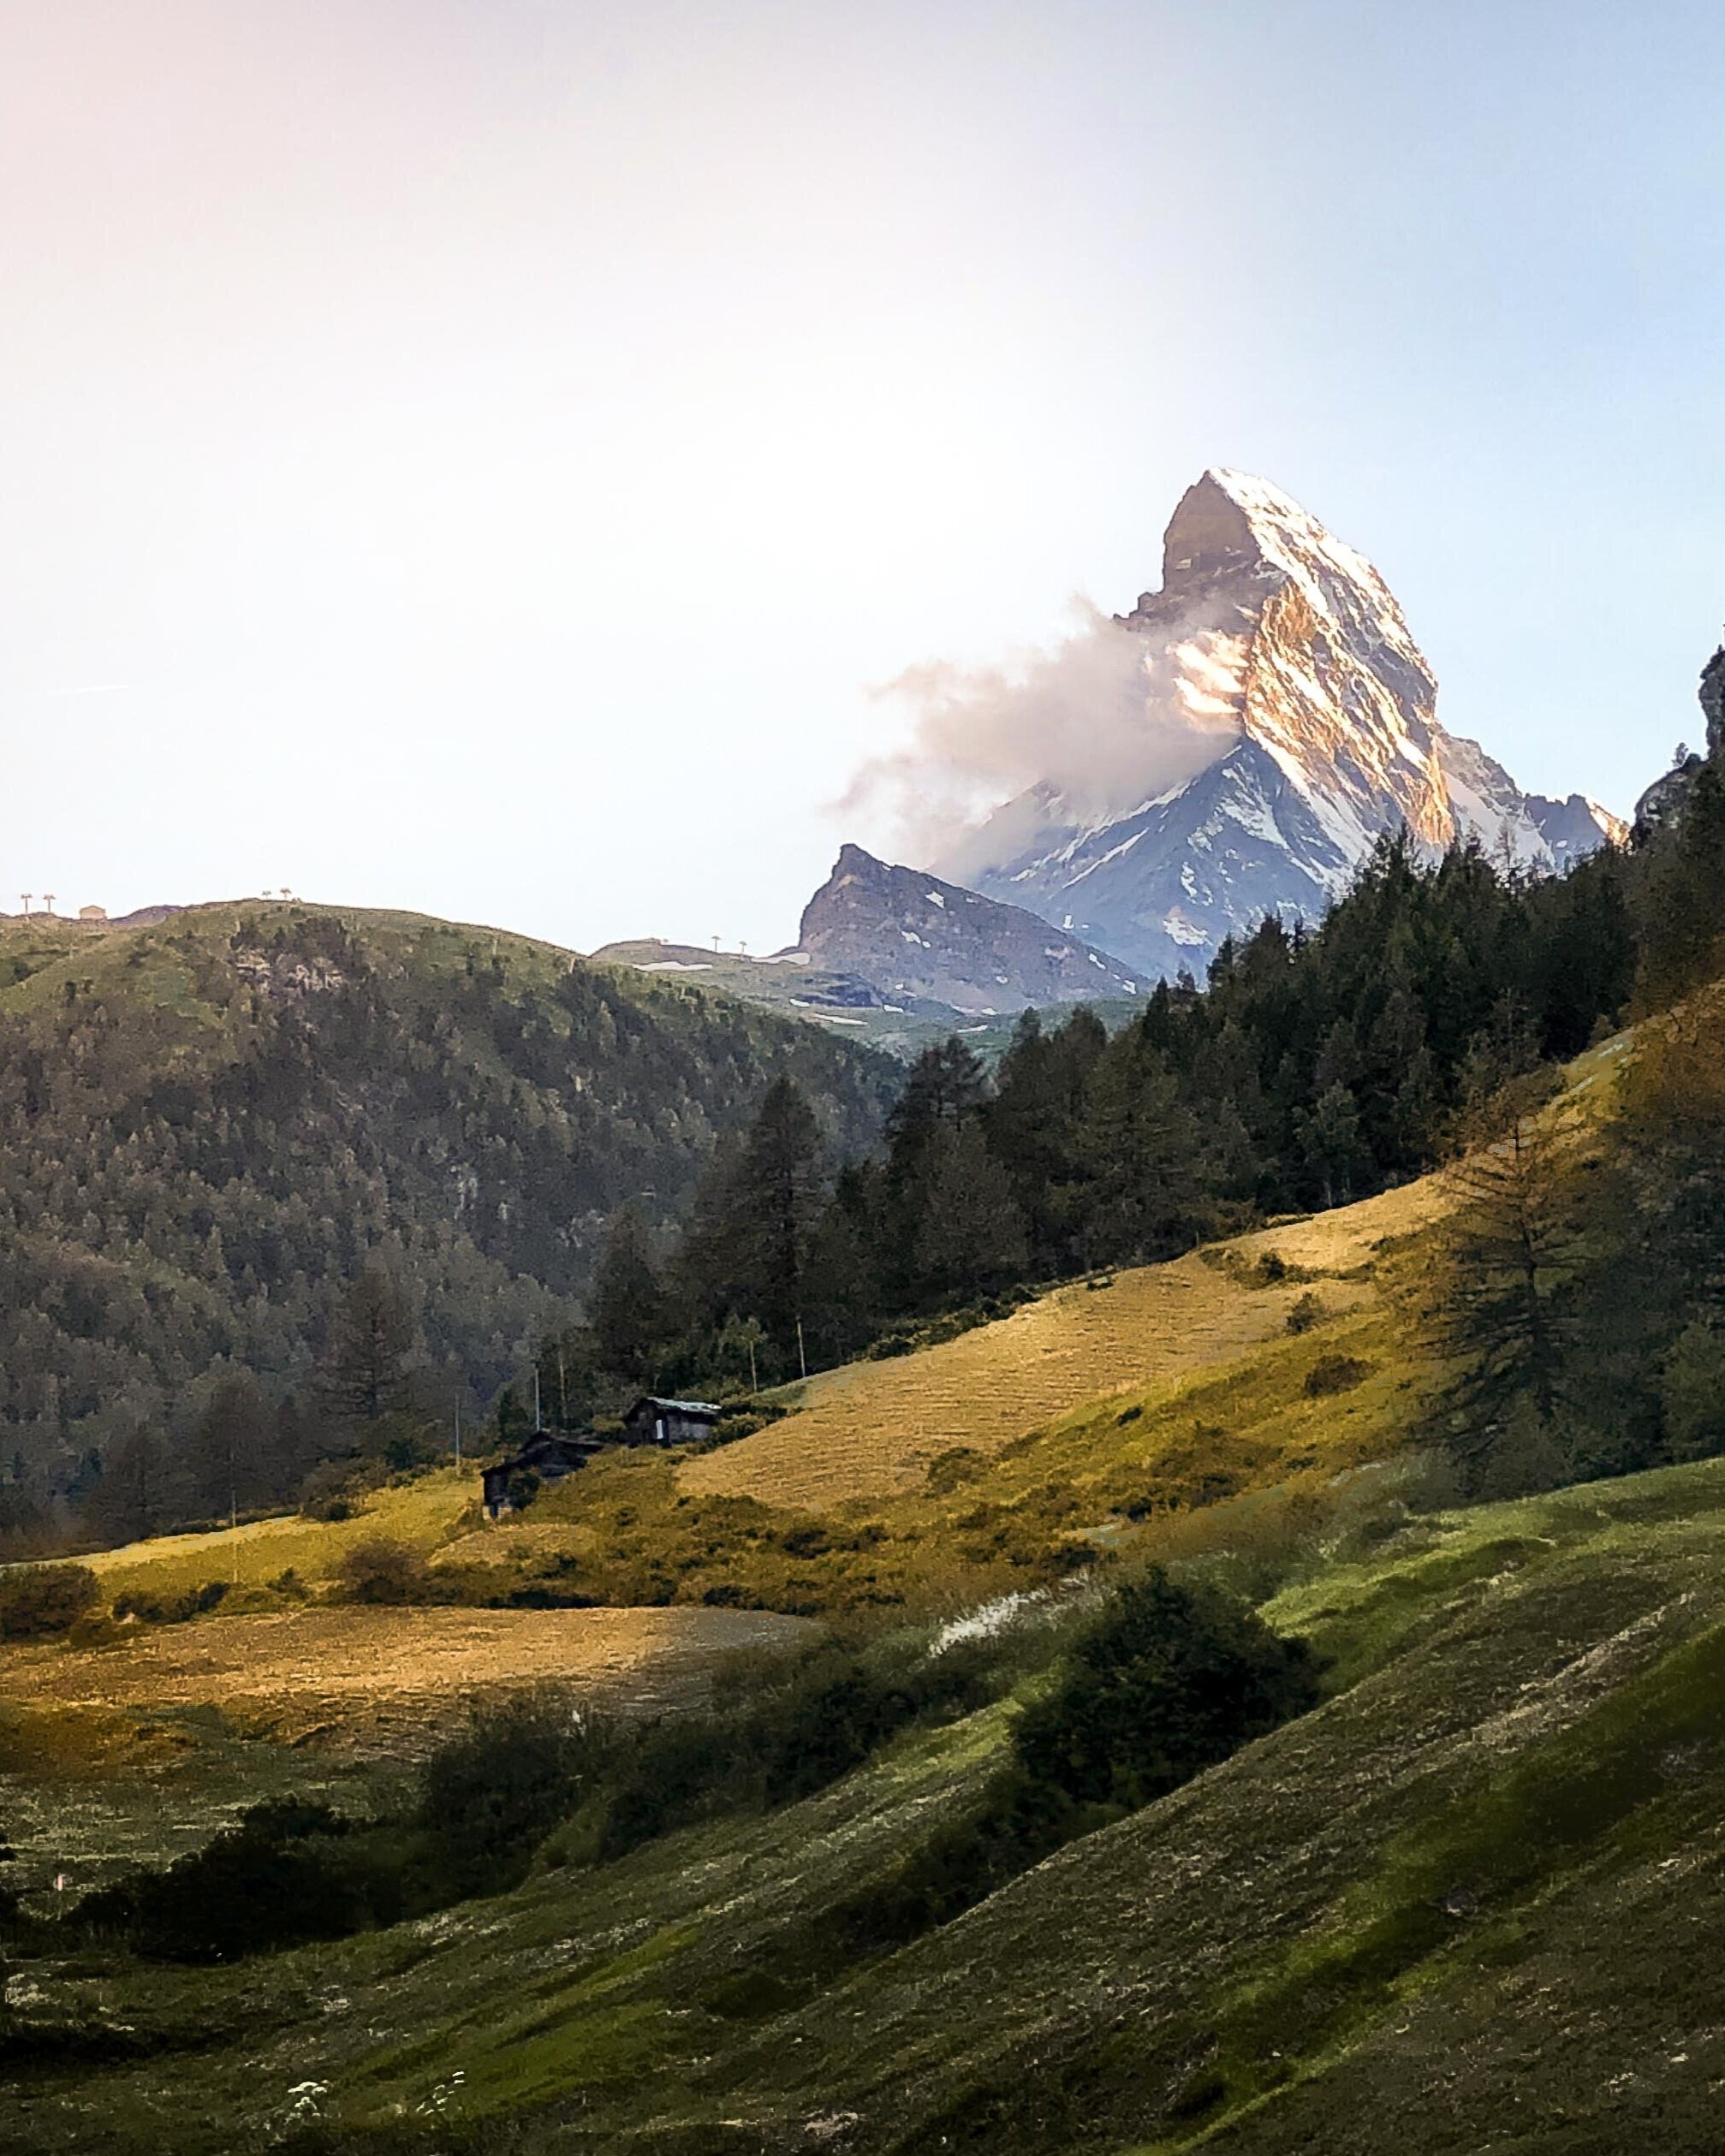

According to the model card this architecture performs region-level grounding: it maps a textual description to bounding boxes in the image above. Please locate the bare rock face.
[1633,641,1725,840]
[798,845,1144,1016]
[941,469,1623,979]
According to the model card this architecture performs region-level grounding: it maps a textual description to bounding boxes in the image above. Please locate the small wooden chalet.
[482,1429,600,1519]
[623,1396,724,1447]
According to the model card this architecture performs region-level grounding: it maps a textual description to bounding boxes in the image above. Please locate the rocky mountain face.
[797,843,1145,1015]
[1634,641,1725,837]
[588,934,978,1057]
[937,469,1623,979]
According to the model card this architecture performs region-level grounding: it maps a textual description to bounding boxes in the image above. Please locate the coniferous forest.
[555,808,1693,1405]
[6,765,1725,1559]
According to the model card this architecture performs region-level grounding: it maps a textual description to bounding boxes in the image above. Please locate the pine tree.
[913,1120,1029,1303]
[86,1422,177,1545]
[188,1372,277,1520]
[322,1262,418,1422]
[1079,1033,1210,1266]
[1294,1084,1371,1209]
[587,1208,670,1389]
[679,1078,827,1365]
[1422,1096,1587,1488]
[734,1076,825,1352]
[1635,757,1725,1011]
[985,1008,1107,1274]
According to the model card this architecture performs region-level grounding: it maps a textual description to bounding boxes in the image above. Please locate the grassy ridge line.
[679,1019,1638,1520]
[681,1179,1448,1512]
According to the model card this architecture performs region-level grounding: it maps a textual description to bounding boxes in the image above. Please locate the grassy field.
[0,1601,805,1912]
[9,1453,1725,2153]
[682,1178,1448,1513]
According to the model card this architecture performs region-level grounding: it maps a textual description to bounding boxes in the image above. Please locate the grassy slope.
[11,1458,1725,2153]
[8,1027,1687,2149]
[683,1178,1447,1510]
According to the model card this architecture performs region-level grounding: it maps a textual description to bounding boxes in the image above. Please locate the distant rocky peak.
[800,846,1142,1016]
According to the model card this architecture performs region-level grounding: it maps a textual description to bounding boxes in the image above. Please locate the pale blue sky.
[3,1,1722,948]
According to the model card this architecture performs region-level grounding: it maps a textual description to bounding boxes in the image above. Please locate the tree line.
[532,804,1723,1429]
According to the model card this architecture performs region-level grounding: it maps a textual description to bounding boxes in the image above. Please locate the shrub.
[591,1627,1016,1862]
[842,1570,1322,1951]
[112,1580,229,1625]
[1661,1321,1725,1460]
[926,1446,987,1494]
[1304,1351,1371,1397]
[418,1691,609,1893]
[1285,1292,1326,1335]
[0,1564,101,1641]
[1012,1569,1322,1813]
[334,1537,429,1605]
[69,1800,399,1962]
[298,1458,386,1523]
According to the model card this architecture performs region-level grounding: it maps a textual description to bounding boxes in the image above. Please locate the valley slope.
[0,902,895,1470]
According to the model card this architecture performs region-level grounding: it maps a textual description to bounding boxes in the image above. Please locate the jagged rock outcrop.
[798,844,1144,1015]
[1634,642,1725,839]
[939,469,1623,978]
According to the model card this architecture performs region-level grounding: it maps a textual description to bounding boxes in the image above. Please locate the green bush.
[0,1563,100,1640]
[1661,1320,1725,1460]
[590,1627,1019,1862]
[69,1800,402,1962]
[417,1691,607,1894]
[334,1537,430,1605]
[1304,1351,1371,1397]
[1013,1570,1321,1812]
[112,1579,229,1625]
[842,1571,1322,1951]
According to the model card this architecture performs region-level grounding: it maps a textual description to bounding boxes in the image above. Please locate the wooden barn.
[623,1396,724,1447]
[482,1429,600,1519]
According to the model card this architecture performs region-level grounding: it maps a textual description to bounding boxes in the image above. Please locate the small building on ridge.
[622,1396,724,1447]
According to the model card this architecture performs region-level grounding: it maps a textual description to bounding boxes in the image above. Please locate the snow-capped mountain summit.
[938,469,1623,978]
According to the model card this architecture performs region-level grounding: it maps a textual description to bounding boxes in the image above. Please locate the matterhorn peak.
[931,468,1622,978]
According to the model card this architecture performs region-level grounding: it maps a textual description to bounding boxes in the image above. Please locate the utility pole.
[796,1316,807,1381]
[41,894,54,917]
[532,1367,542,1432]
[454,1396,462,1465]
[19,895,30,918]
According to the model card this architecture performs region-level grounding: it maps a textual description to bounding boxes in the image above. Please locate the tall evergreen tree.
[188,1372,277,1520]
[913,1120,1029,1304]
[1422,1092,1587,1489]
[1079,1032,1210,1266]
[587,1207,670,1390]
[321,1262,418,1423]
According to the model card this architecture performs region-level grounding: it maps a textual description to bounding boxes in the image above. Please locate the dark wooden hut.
[622,1396,724,1447]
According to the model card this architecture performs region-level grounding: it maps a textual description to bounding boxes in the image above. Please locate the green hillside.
[6,896,1725,2151]
[0,903,895,1480]
[8,1453,1725,2152]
